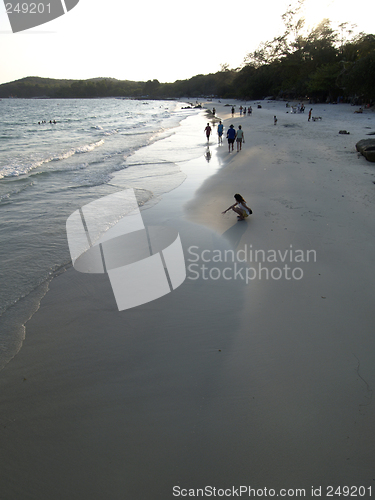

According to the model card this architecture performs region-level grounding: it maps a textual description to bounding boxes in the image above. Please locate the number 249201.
[5,3,51,14]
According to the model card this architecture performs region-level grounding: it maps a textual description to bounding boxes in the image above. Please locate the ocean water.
[0,97,205,369]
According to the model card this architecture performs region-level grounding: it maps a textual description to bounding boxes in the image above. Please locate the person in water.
[222,193,252,221]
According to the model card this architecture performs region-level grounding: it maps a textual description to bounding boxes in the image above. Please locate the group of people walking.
[226,124,244,152]
[205,122,245,152]
[231,106,252,117]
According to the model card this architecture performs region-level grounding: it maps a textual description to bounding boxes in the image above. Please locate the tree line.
[1,8,374,103]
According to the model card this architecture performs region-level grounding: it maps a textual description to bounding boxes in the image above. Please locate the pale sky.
[0,0,373,85]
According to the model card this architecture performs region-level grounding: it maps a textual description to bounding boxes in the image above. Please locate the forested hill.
[1,20,374,103]
[0,76,145,99]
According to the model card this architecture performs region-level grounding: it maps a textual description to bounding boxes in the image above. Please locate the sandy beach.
[0,99,374,499]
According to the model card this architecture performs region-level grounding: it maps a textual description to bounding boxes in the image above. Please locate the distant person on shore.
[226,124,236,152]
[222,193,252,221]
[217,121,224,144]
[204,123,212,142]
[274,115,277,125]
[248,106,252,116]
[236,125,244,151]
[212,107,216,116]
[239,106,243,116]
[231,106,235,117]
[308,108,312,121]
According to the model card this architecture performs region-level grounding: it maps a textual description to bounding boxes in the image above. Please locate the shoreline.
[1,99,375,498]
[0,102,207,371]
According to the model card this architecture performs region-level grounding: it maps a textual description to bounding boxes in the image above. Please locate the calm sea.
[0,98,204,369]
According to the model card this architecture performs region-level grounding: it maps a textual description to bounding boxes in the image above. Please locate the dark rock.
[356,139,375,163]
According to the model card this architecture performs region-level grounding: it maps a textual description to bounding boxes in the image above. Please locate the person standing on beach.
[308,108,312,121]
[274,115,277,125]
[204,123,212,142]
[222,193,252,221]
[236,125,244,151]
[217,121,224,144]
[231,106,235,117]
[226,124,236,152]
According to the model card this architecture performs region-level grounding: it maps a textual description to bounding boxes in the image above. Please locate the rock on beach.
[356,138,375,162]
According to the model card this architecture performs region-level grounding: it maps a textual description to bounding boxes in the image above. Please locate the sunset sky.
[0,0,373,85]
